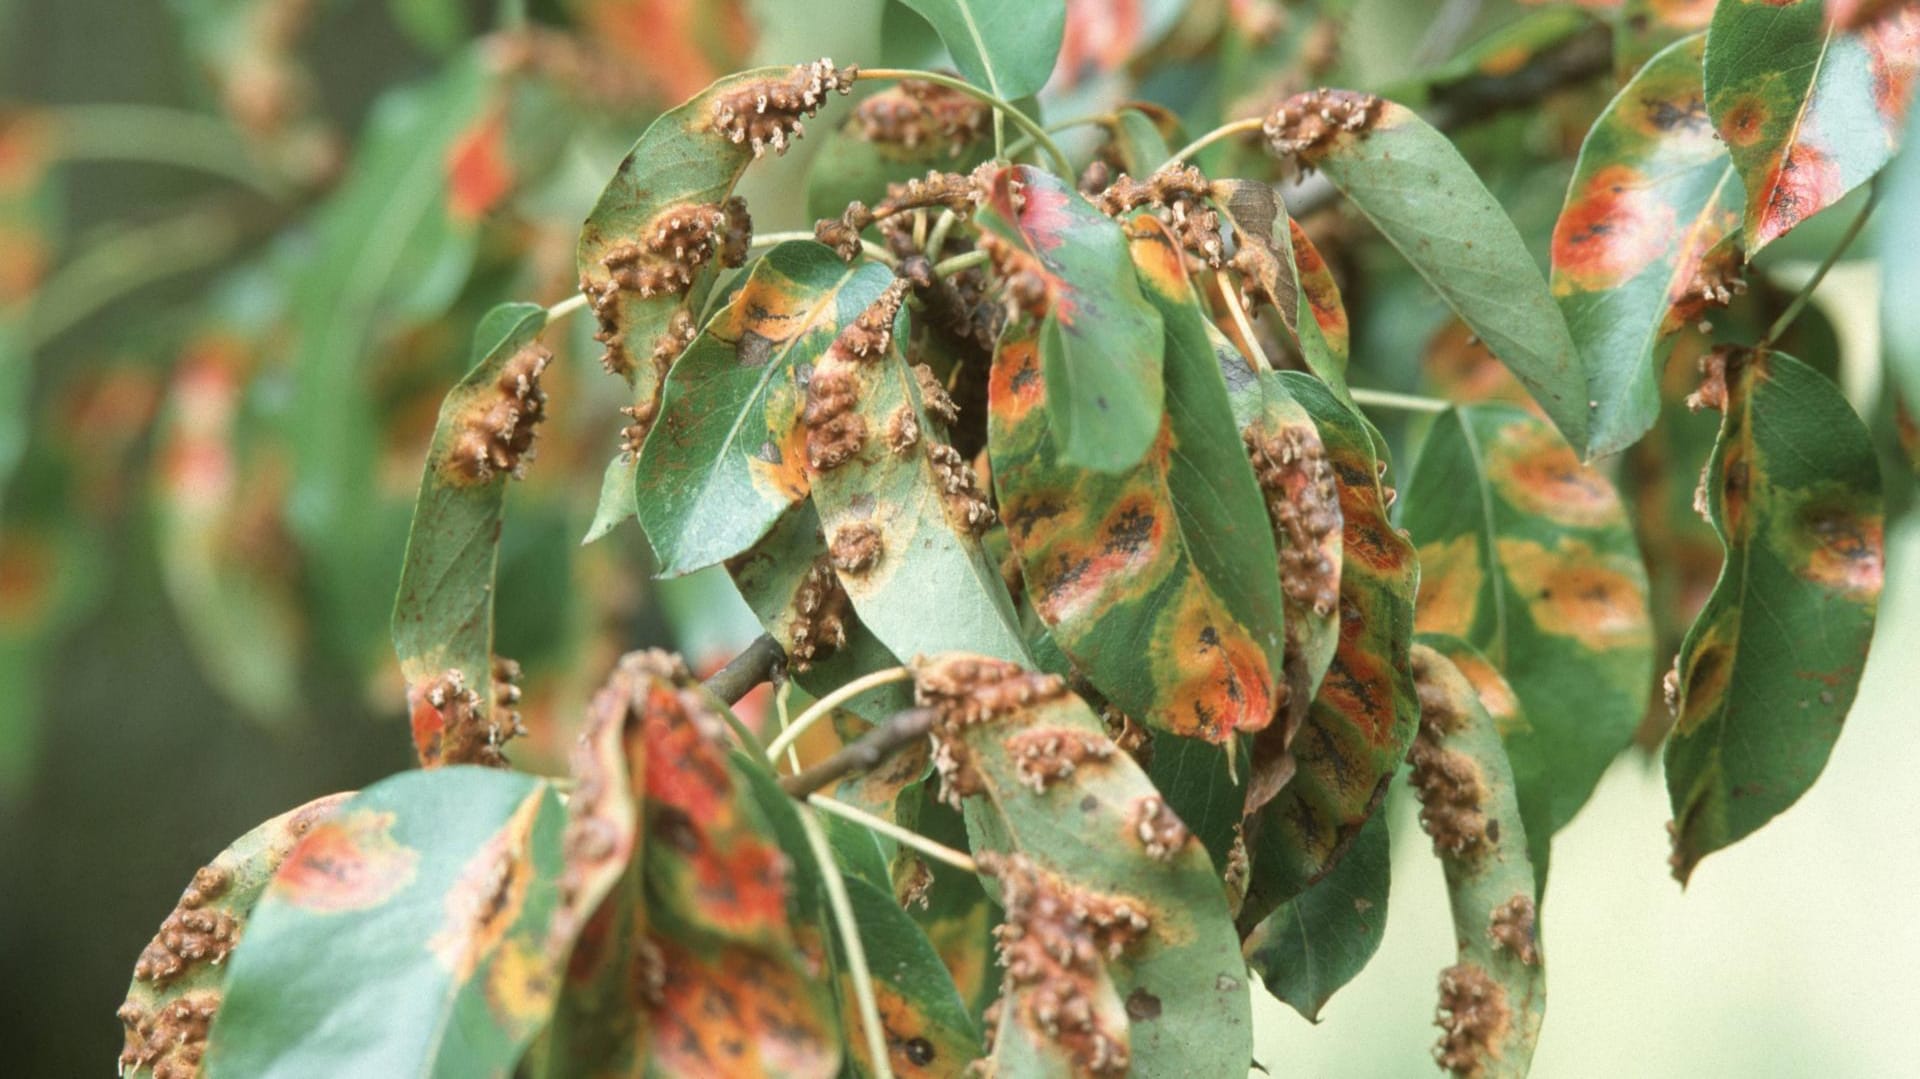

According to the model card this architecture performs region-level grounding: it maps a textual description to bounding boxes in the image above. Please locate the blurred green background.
[3,1,1915,1076]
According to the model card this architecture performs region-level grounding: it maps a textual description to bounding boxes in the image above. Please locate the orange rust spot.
[1496,537,1651,652]
[1413,534,1484,640]
[1486,419,1624,528]
[1753,142,1845,249]
[273,809,419,912]
[430,791,542,979]
[647,938,837,1076]
[446,101,514,223]
[1793,501,1884,600]
[1551,164,1679,293]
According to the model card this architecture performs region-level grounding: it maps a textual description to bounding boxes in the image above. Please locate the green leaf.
[1106,105,1176,174]
[895,0,1067,102]
[802,288,1031,664]
[975,165,1167,473]
[1241,374,1417,929]
[1244,803,1389,1023]
[287,57,491,658]
[206,768,568,1078]
[1552,32,1743,459]
[1408,641,1545,1079]
[579,61,857,537]
[390,302,549,763]
[1400,404,1654,882]
[1289,99,1590,449]
[1665,349,1884,883]
[117,793,351,1079]
[1882,107,1920,411]
[1704,0,1919,252]
[990,216,1284,742]
[637,243,894,575]
[912,654,1252,1078]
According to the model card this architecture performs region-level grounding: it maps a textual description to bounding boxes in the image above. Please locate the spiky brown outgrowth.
[131,868,237,988]
[913,655,1068,805]
[789,556,851,670]
[913,363,961,426]
[601,197,753,300]
[841,278,910,359]
[927,442,997,535]
[1262,88,1381,165]
[118,991,220,1079]
[408,664,519,769]
[1245,424,1341,618]
[854,79,992,156]
[1409,650,1491,857]
[1668,247,1748,334]
[885,402,921,455]
[1129,795,1192,862]
[710,58,855,157]
[1488,894,1539,966]
[1004,727,1116,793]
[979,231,1055,321]
[1434,963,1511,1077]
[802,368,867,471]
[829,522,883,574]
[1094,164,1225,268]
[979,852,1144,1076]
[446,343,550,485]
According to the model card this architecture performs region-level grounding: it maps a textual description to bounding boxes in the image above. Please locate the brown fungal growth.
[1667,247,1748,334]
[492,655,526,740]
[1408,650,1491,857]
[885,403,921,455]
[710,58,855,157]
[131,867,238,987]
[1686,344,1742,414]
[1003,727,1116,793]
[615,308,701,453]
[913,363,960,427]
[1245,424,1341,618]
[1100,705,1153,767]
[1488,894,1539,966]
[601,197,753,300]
[118,990,221,1079]
[978,852,1144,1076]
[408,666,516,769]
[913,655,1068,806]
[830,522,884,575]
[1129,794,1191,862]
[445,342,551,485]
[1433,963,1511,1077]
[1263,88,1382,165]
[927,442,996,535]
[802,367,868,472]
[853,79,991,156]
[790,556,851,669]
[840,279,910,359]
[815,204,872,261]
[1095,164,1225,267]
[978,230,1056,320]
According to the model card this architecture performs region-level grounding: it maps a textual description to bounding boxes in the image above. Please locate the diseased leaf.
[802,285,1031,664]
[976,165,1166,473]
[1213,180,1350,394]
[1704,0,1919,251]
[1240,374,1417,929]
[117,793,351,1079]
[912,654,1252,1078]
[897,0,1067,102]
[1271,94,1590,449]
[1244,802,1389,1022]
[206,769,568,1077]
[1666,348,1883,883]
[1408,642,1545,1079]
[1400,404,1654,882]
[390,302,549,768]
[990,216,1284,742]
[1552,32,1743,459]
[578,61,856,537]
[636,242,894,575]
[805,89,994,222]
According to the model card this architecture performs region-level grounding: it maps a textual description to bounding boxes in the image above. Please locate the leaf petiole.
[1168,117,1265,166]
[1349,387,1451,414]
[1762,181,1879,348]
[763,666,914,762]
[807,793,978,874]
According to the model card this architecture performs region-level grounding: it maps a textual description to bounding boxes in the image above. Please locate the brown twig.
[703,634,786,705]
[778,707,936,797]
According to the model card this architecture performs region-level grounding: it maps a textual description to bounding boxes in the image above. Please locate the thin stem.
[775,679,801,775]
[931,249,989,278]
[544,291,589,324]
[808,793,978,874]
[50,105,287,199]
[925,209,959,261]
[795,806,895,1079]
[1349,387,1452,414]
[1168,117,1264,166]
[702,634,785,705]
[779,708,937,797]
[856,69,1073,176]
[1763,182,1879,347]
[751,229,898,267]
[762,667,913,763]
[1219,283,1273,372]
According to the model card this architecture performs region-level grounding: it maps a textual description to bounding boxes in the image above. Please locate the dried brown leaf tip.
[1245,424,1340,618]
[1488,894,1539,966]
[118,991,220,1079]
[979,851,1144,1076]
[446,342,550,485]
[1408,649,1491,858]
[131,867,237,988]
[1004,727,1116,793]
[1434,963,1511,1077]
[1095,164,1225,268]
[790,555,851,669]
[711,58,855,157]
[1263,88,1381,165]
[408,663,519,769]
[928,442,997,535]
[854,78,991,156]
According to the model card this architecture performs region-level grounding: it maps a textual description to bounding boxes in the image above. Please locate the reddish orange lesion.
[1552,164,1679,293]
[430,791,543,978]
[1496,536,1652,652]
[273,809,420,912]
[988,332,1048,426]
[1290,220,1350,356]
[1751,140,1845,248]
[1414,534,1484,639]
[1024,484,1175,626]
[1785,497,1884,601]
[1148,582,1277,740]
[1487,419,1626,528]
[1447,649,1526,736]
[445,99,515,223]
[647,940,837,1078]
[1861,8,1920,125]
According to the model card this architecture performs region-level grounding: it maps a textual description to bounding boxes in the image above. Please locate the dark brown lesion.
[1262,88,1382,166]
[118,990,221,1079]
